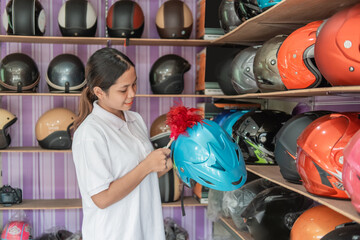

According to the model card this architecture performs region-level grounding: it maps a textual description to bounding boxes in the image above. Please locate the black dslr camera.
[0,185,22,206]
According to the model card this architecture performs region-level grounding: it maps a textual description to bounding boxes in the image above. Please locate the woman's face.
[96,66,137,119]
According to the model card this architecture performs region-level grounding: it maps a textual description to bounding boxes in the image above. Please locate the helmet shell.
[218,0,242,33]
[149,54,190,94]
[274,111,334,184]
[150,114,171,149]
[278,20,330,89]
[106,0,144,38]
[231,46,261,94]
[2,0,46,36]
[290,205,352,240]
[343,129,360,212]
[158,168,183,203]
[46,54,86,93]
[253,35,287,92]
[1,221,31,240]
[315,4,360,86]
[221,110,249,136]
[234,0,281,22]
[297,112,360,199]
[155,0,193,39]
[35,108,76,149]
[171,119,247,191]
[58,0,97,37]
[0,109,17,149]
[321,223,360,240]
[232,110,291,164]
[0,53,40,92]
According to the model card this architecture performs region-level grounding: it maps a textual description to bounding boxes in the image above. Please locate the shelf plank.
[0,147,72,153]
[214,0,360,45]
[218,217,253,240]
[0,93,213,98]
[246,165,360,223]
[0,197,206,210]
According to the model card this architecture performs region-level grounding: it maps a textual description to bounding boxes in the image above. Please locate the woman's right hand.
[144,148,171,173]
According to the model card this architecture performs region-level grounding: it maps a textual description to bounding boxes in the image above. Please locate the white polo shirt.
[72,101,165,240]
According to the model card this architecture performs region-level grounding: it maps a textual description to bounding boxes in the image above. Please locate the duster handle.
[165,137,175,149]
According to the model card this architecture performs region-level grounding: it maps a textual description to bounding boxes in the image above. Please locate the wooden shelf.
[0,147,72,153]
[0,93,213,98]
[0,35,211,47]
[218,217,253,240]
[214,0,360,45]
[0,197,206,210]
[246,165,360,224]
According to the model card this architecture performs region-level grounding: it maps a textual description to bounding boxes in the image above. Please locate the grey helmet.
[231,45,261,94]
[253,35,287,92]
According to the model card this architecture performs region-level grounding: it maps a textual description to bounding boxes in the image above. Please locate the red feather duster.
[165,103,204,148]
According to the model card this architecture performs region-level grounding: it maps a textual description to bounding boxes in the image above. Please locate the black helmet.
[0,109,17,149]
[216,52,239,96]
[321,223,360,240]
[2,0,46,36]
[274,111,334,184]
[58,0,97,37]
[218,0,242,33]
[0,53,40,92]
[241,186,314,240]
[106,0,145,38]
[159,168,182,203]
[234,0,281,22]
[46,54,86,93]
[149,54,190,94]
[155,0,193,39]
[232,110,291,164]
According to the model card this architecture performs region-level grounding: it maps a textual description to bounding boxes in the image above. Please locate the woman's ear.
[93,86,104,99]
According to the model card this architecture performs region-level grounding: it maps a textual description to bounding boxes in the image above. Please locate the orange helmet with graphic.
[278,20,329,89]
[314,4,360,86]
[296,112,360,199]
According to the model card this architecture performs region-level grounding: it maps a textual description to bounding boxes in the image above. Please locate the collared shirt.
[72,101,165,240]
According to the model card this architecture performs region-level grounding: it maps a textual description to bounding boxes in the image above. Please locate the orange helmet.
[278,20,329,89]
[296,113,360,199]
[314,4,360,86]
[290,205,352,240]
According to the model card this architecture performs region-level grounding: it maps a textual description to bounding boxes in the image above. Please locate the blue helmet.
[221,110,250,136]
[171,119,247,191]
[258,0,282,10]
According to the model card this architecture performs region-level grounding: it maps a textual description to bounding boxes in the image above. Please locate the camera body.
[0,185,22,206]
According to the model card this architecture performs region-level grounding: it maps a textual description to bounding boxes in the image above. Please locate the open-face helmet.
[232,110,291,165]
[297,112,360,199]
[155,0,193,39]
[1,221,31,240]
[35,108,76,149]
[106,0,144,38]
[2,0,46,36]
[58,0,97,37]
[218,0,242,33]
[171,119,247,191]
[150,114,171,149]
[0,109,17,149]
[159,168,182,203]
[0,53,40,92]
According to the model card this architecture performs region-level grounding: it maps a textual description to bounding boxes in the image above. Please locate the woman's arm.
[91,148,171,209]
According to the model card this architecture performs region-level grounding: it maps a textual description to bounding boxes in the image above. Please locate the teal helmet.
[222,110,250,136]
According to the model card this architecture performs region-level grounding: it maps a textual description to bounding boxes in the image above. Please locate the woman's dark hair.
[73,47,135,130]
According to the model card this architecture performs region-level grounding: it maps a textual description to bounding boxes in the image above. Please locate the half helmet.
[2,0,46,36]
[343,129,360,213]
[1,221,31,240]
[232,110,291,165]
[297,112,360,199]
[231,45,261,94]
[0,53,40,92]
[155,0,193,39]
[314,4,360,86]
[321,223,360,240]
[150,114,171,149]
[290,205,352,240]
[158,168,182,203]
[149,54,191,94]
[171,119,247,191]
[241,186,314,240]
[106,0,144,38]
[278,20,330,89]
[234,0,281,22]
[221,110,249,136]
[46,54,86,93]
[35,108,76,149]
[0,109,17,149]
[274,111,334,184]
[253,35,287,92]
[218,0,242,33]
[58,0,97,37]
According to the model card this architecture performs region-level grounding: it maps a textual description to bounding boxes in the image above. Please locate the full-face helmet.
[234,0,282,22]
[218,0,242,33]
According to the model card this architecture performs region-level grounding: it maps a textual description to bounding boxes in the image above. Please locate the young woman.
[72,47,172,240]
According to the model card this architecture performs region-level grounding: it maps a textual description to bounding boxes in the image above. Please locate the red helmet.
[314,4,360,86]
[278,20,329,89]
[1,221,31,240]
[343,129,360,213]
[296,112,360,199]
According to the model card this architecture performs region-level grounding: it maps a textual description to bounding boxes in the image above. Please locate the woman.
[72,47,171,240]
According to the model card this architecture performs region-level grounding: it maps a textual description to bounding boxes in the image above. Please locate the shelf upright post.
[105,0,109,38]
